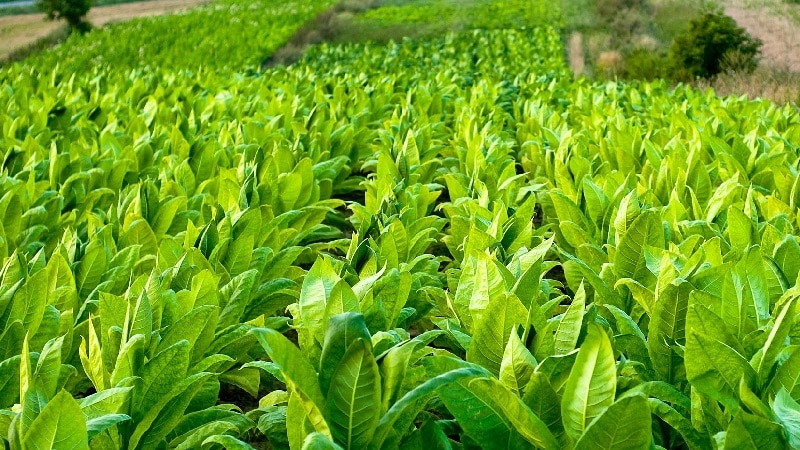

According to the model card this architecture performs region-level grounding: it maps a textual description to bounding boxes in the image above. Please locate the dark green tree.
[36,0,93,33]
[669,9,762,80]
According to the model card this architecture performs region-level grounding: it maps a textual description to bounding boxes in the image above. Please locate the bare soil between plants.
[0,0,211,61]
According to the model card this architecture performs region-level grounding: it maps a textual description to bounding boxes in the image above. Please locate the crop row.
[14,0,334,72]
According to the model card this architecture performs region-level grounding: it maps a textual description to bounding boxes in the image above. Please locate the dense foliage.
[22,0,336,71]
[669,9,762,80]
[36,0,92,32]
[1,0,800,448]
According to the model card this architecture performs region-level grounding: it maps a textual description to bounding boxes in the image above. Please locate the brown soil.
[0,0,211,60]
[720,0,800,72]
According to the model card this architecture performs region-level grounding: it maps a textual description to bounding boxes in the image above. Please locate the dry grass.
[695,66,800,105]
[720,0,800,72]
[0,0,211,62]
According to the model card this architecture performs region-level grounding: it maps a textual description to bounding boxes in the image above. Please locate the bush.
[623,48,670,80]
[668,9,761,80]
[36,0,92,33]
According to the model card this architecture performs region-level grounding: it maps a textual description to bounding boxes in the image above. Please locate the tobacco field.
[1,0,800,448]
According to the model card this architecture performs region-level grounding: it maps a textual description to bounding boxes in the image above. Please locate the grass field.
[1,0,800,448]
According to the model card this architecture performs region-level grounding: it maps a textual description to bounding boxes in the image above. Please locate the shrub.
[623,48,670,80]
[36,0,92,33]
[668,9,761,80]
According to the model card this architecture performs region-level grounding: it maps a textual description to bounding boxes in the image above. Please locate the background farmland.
[1,0,800,449]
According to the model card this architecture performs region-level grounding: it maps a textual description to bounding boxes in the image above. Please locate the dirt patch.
[263,0,380,68]
[568,32,585,76]
[0,0,211,60]
[720,0,800,72]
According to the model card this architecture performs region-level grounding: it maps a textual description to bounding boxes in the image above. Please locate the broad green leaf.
[685,304,755,410]
[134,340,191,419]
[379,330,444,412]
[302,432,345,450]
[522,372,564,440]
[79,387,133,419]
[574,395,652,450]
[646,398,711,450]
[86,414,131,441]
[767,346,800,400]
[723,411,786,449]
[128,372,213,450]
[772,389,800,448]
[553,282,585,355]
[319,313,372,398]
[250,328,330,438]
[202,435,257,450]
[23,389,89,450]
[326,338,381,449]
[370,365,486,450]
[466,292,527,375]
[299,258,341,346]
[614,210,663,282]
[467,377,560,450]
[561,323,616,443]
[648,280,690,384]
[499,329,537,395]
[753,297,797,389]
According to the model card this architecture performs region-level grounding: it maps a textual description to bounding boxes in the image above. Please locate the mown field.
[1,0,800,449]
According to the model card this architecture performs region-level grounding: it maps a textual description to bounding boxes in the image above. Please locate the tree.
[36,0,93,33]
[669,9,762,80]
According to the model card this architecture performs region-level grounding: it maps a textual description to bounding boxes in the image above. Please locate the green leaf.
[772,389,800,448]
[646,398,711,450]
[553,282,585,355]
[432,359,535,449]
[379,330,444,412]
[685,304,755,410]
[86,414,131,441]
[326,338,381,449]
[251,328,330,438]
[319,313,372,398]
[499,328,538,395]
[299,258,341,346]
[0,355,22,408]
[202,434,257,450]
[76,237,108,298]
[134,340,191,420]
[767,346,800,400]
[109,333,145,388]
[302,432,345,450]
[773,236,800,285]
[453,252,508,332]
[522,372,564,440]
[466,292,527,375]
[467,377,560,450]
[400,419,453,450]
[722,247,770,340]
[23,389,89,450]
[647,280,690,384]
[370,365,485,450]
[79,387,133,419]
[574,395,652,450]
[723,411,786,449]
[614,210,663,282]
[561,323,617,443]
[128,372,213,450]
